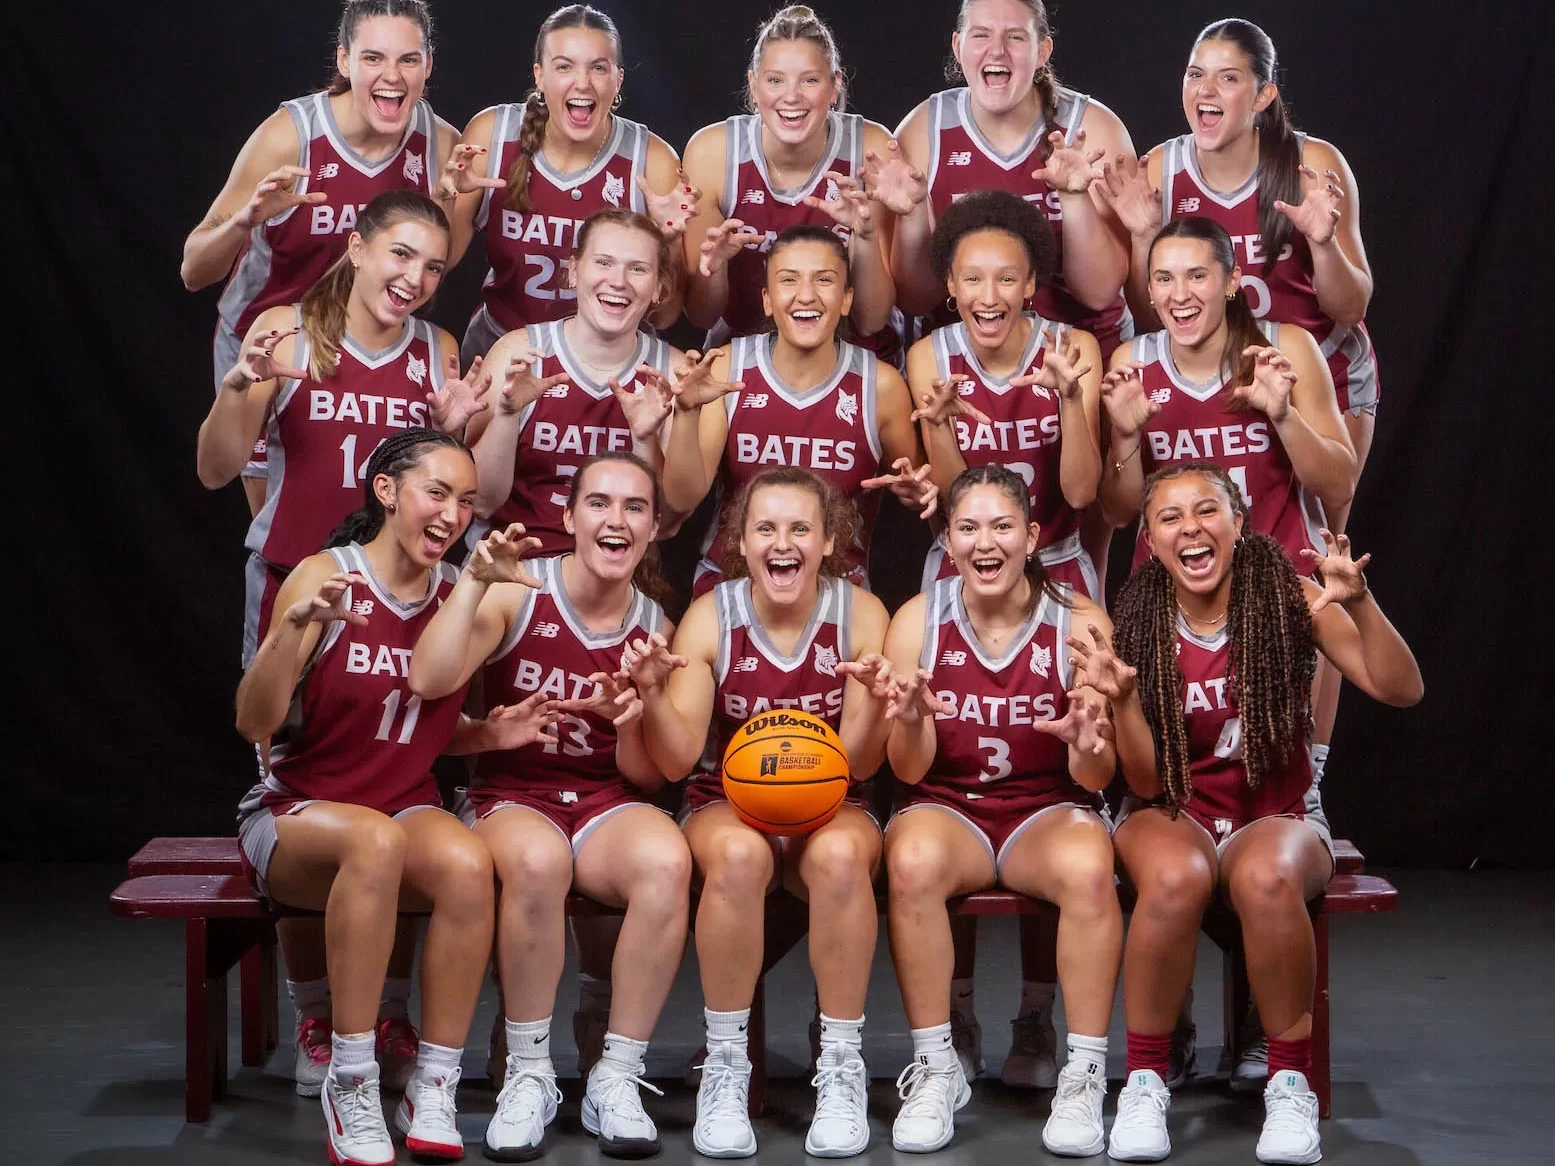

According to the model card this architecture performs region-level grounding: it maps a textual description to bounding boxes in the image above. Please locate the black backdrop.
[9,1,1552,867]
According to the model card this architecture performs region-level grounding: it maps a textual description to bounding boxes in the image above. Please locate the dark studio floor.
[4,864,1552,1165]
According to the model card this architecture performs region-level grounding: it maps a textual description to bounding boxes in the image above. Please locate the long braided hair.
[1111,462,1314,807]
[326,428,472,549]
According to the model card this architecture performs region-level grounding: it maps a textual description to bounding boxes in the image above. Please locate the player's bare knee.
[886,835,952,901]
[1135,858,1213,926]
[346,816,408,881]
[800,828,872,892]
[1228,855,1304,916]
[703,829,775,897]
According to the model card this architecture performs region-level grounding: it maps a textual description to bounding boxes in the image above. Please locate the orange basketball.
[721,711,851,835]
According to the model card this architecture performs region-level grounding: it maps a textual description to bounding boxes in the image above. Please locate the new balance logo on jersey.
[824,177,841,203]
[601,171,625,208]
[403,152,425,185]
[741,189,766,205]
[316,163,340,180]
[1030,642,1052,678]
[351,599,375,617]
[813,644,839,678]
[543,383,570,399]
[734,656,760,673]
[533,622,561,638]
[1176,197,1202,214]
[741,393,769,409]
[940,649,968,667]
[835,389,858,426]
[957,381,975,396]
[947,150,972,166]
[1149,386,1172,405]
[405,354,427,387]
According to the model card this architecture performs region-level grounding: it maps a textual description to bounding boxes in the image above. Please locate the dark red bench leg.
[185,918,225,1122]
[1311,910,1332,1118]
[240,925,274,1067]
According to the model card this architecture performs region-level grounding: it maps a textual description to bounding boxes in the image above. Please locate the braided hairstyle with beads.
[1111,462,1314,807]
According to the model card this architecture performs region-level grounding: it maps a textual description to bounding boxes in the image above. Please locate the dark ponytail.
[326,428,472,549]
[944,463,1064,616]
[1193,19,1301,273]
[1149,217,1264,387]
[507,6,623,212]
[328,0,434,95]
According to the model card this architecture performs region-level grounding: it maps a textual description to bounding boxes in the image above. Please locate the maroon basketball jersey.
[489,318,674,554]
[474,554,665,797]
[263,545,464,814]
[697,334,883,583]
[1157,135,1378,413]
[716,112,863,338]
[1128,327,1325,569]
[1172,615,1316,833]
[474,110,650,334]
[925,87,1132,356]
[246,313,446,570]
[685,574,854,811]
[916,576,1098,810]
[218,94,439,345]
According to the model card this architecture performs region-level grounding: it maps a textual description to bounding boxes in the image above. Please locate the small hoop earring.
[945,295,957,313]
[385,503,396,513]
[612,91,623,111]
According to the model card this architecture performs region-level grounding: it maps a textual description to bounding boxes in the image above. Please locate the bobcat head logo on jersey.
[1175,197,1202,214]
[940,649,967,667]
[1029,642,1052,678]
[404,354,427,388]
[601,171,625,208]
[734,656,759,673]
[1148,386,1172,405]
[403,152,425,185]
[824,177,841,203]
[835,389,858,426]
[813,644,839,678]
[1030,378,1052,401]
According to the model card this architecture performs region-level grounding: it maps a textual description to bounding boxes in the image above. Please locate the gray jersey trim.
[725,575,838,673]
[475,103,522,232]
[1141,320,1277,401]
[1176,609,1228,651]
[752,333,854,410]
[531,114,631,190]
[487,572,542,665]
[314,92,433,179]
[948,576,1055,673]
[859,347,882,464]
[336,542,449,621]
[944,312,1050,394]
[548,317,653,399]
[731,112,853,206]
[542,554,651,650]
[340,317,419,370]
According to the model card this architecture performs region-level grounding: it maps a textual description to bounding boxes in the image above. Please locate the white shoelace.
[409,1067,461,1127]
[1049,1065,1104,1123]
[1116,1081,1170,1123]
[697,1059,750,1119]
[1241,1038,1270,1066]
[1264,1085,1319,1132]
[594,1064,664,1125]
[811,1051,867,1119]
[495,1061,563,1122]
[335,1076,389,1143]
[895,1060,956,1116]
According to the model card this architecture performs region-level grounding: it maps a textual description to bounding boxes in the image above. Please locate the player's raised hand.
[1229,346,1295,422]
[225,327,308,389]
[1300,528,1372,613]
[1032,693,1108,756]
[862,139,928,215]
[640,168,703,240]
[481,692,562,751]
[698,218,765,278]
[435,144,507,201]
[1273,164,1344,246]
[671,349,743,411]
[1095,153,1162,239]
[466,523,544,588]
[1066,623,1137,702]
[620,632,688,694]
[1014,324,1093,401]
[1032,129,1106,194]
[837,652,896,699]
[428,352,492,433]
[1099,362,1158,438]
[887,668,949,725]
[911,375,993,428]
[284,572,371,628]
[495,341,570,415]
[863,457,940,520]
[803,171,875,239]
[237,166,327,228]
[560,670,644,727]
[610,365,676,440]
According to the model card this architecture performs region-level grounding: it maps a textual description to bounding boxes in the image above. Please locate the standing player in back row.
[439,4,694,364]
[680,5,901,355]
[182,0,456,516]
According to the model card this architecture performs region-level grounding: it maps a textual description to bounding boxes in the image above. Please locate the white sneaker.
[483,1057,562,1162]
[691,1047,757,1158]
[891,1055,971,1153]
[1042,1060,1105,1157]
[1232,1008,1270,1094]
[583,1056,664,1158]
[1256,1070,1321,1164]
[1107,1068,1172,1162]
[805,1045,870,1158]
[295,1015,332,1098]
[1000,1007,1057,1089]
[321,1065,395,1166]
[950,999,986,1080]
[394,1068,464,1160]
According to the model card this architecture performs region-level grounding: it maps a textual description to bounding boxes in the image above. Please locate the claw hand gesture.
[640,168,703,241]
[610,365,677,441]
[699,218,765,278]
[1300,528,1372,613]
[1273,165,1345,247]
[1065,623,1137,702]
[237,166,327,229]
[226,327,308,390]
[559,670,643,728]
[1229,346,1295,422]
[435,144,507,201]
[480,692,562,751]
[887,669,949,725]
[911,375,993,428]
[1032,130,1105,194]
[803,171,875,240]
[620,632,688,695]
[671,349,743,411]
[837,653,896,699]
[1032,694,1109,756]
[1099,362,1158,438]
[862,457,940,520]
[495,341,570,416]
[466,524,544,588]
[284,572,370,629]
[1095,153,1162,239]
[1014,324,1092,402]
[861,140,929,215]
[428,352,492,434]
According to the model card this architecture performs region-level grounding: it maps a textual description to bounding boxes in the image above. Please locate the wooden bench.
[113,836,1389,1122]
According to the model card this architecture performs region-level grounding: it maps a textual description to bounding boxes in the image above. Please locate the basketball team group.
[184,1,1424,1162]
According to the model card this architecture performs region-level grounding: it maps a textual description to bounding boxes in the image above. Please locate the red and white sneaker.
[395,1067,465,1161]
[376,1015,420,1093]
[322,1065,395,1166]
[295,1016,333,1098]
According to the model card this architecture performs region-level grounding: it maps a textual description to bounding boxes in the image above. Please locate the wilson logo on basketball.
[743,712,830,738]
